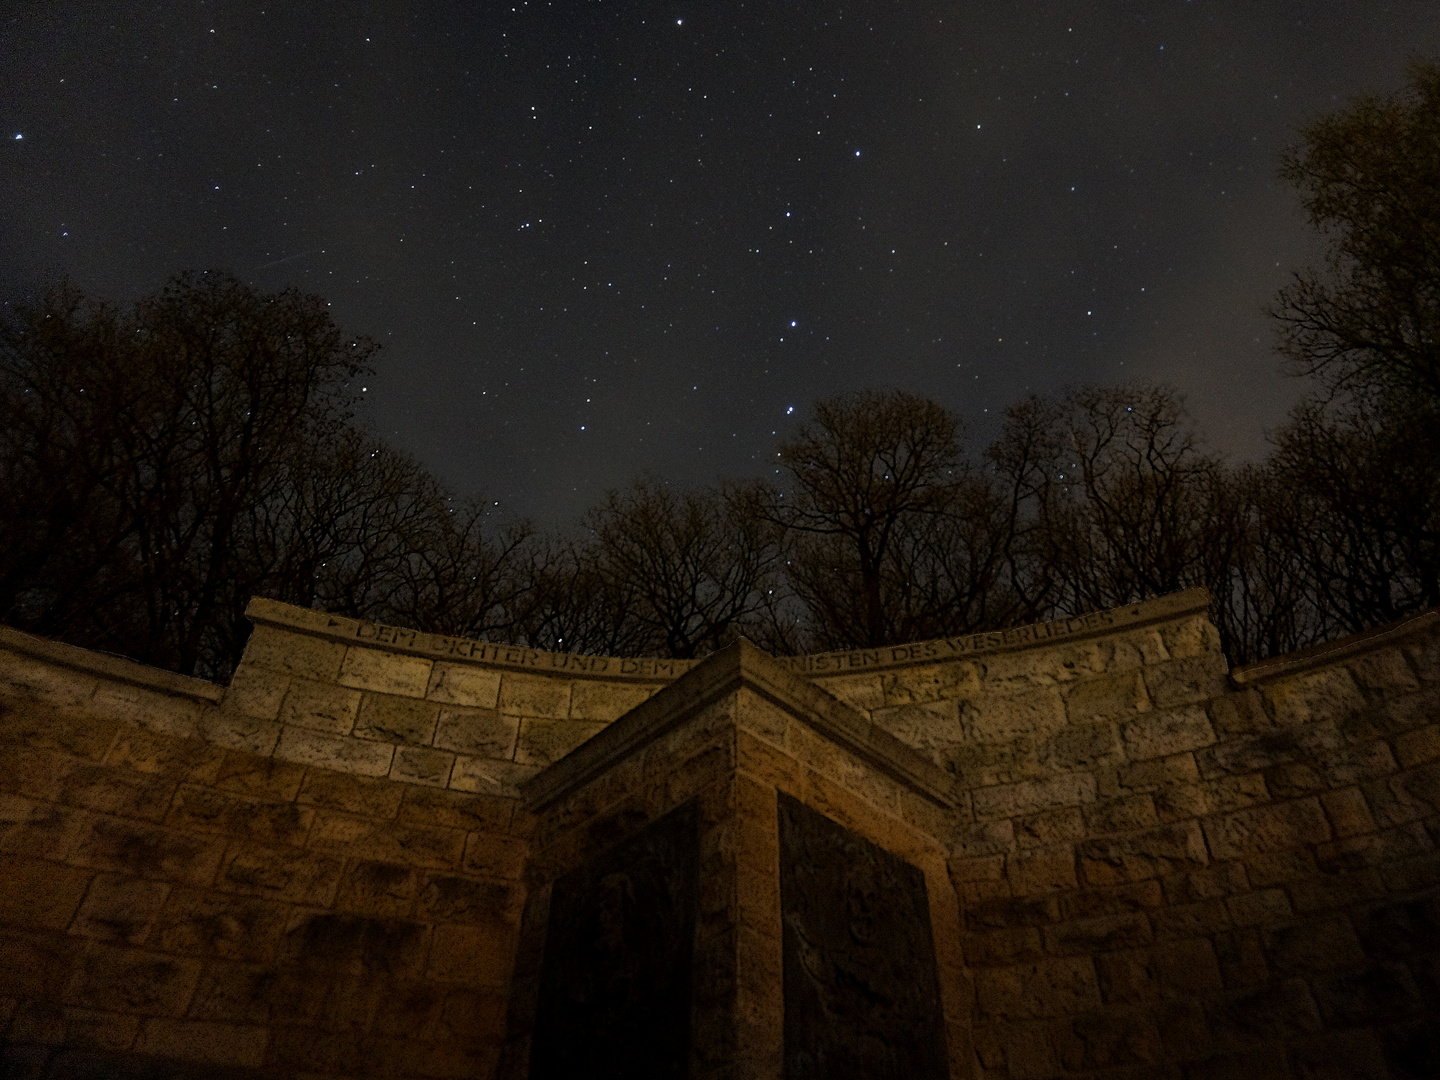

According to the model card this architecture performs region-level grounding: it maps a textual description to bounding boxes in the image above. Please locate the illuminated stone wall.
[1,590,1436,1078]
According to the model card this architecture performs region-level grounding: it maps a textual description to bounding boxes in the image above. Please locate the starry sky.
[5,1,1440,524]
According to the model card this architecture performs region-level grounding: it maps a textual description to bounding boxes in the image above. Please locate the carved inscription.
[782,607,1117,673]
[529,802,699,1079]
[325,603,1122,678]
[778,793,948,1080]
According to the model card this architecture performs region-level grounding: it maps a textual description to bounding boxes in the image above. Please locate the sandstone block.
[959,688,1067,744]
[974,956,1102,1019]
[952,819,1015,859]
[1042,911,1153,957]
[1161,861,1249,904]
[1207,977,1323,1045]
[972,773,1097,820]
[1317,821,1433,873]
[1007,845,1078,896]
[1348,646,1421,696]
[278,678,361,735]
[212,752,307,800]
[58,1006,142,1052]
[0,650,99,707]
[811,672,885,712]
[448,755,539,799]
[1225,887,1293,928]
[996,1018,1060,1080]
[240,626,346,682]
[569,680,655,722]
[70,816,226,886]
[513,718,605,768]
[457,835,527,881]
[391,746,455,788]
[339,647,434,697]
[0,926,83,999]
[149,887,289,962]
[1320,786,1377,839]
[274,726,395,777]
[1160,615,1222,660]
[962,926,1045,966]
[58,763,177,822]
[1242,848,1317,888]
[353,693,441,746]
[1079,820,1209,886]
[297,769,404,818]
[166,785,313,847]
[1037,720,1126,773]
[197,710,282,757]
[1203,797,1332,861]
[1212,927,1271,988]
[0,853,92,931]
[91,684,202,740]
[399,785,512,833]
[872,699,961,755]
[1264,666,1367,727]
[278,910,431,979]
[134,1017,268,1067]
[66,945,203,1017]
[1058,880,1164,922]
[426,663,502,709]
[1014,806,1085,848]
[336,860,419,919]
[1111,750,1201,795]
[309,812,466,870]
[941,736,1044,789]
[1395,723,1440,768]
[1084,794,1159,835]
[1142,652,1229,710]
[1261,913,1365,974]
[497,674,572,720]
[69,873,170,943]
[1149,898,1233,940]
[433,708,518,759]
[103,730,225,784]
[1052,1006,1163,1073]
[417,873,524,928]
[426,922,514,987]
[1207,689,1272,738]
[221,665,288,721]
[1064,669,1150,723]
[1122,705,1215,762]
[216,841,344,905]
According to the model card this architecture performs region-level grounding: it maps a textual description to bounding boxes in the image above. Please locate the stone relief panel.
[529,801,699,1079]
[778,792,949,1080]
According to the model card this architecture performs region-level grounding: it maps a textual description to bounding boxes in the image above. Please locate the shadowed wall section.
[0,590,1436,1079]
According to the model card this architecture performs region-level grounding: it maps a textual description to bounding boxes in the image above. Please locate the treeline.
[3,62,1438,679]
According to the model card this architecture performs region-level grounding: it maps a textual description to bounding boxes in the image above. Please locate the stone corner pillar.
[499,638,974,1080]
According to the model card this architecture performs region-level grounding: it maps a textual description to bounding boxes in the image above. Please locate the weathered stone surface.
[339,646,434,697]
[69,873,170,943]
[273,726,395,777]
[1079,821,1209,885]
[1122,705,1216,762]
[277,678,361,735]
[1065,669,1151,723]
[513,718,606,768]
[390,745,455,787]
[353,693,441,746]
[0,853,93,931]
[426,662,503,709]
[972,773,1098,820]
[1203,797,1333,860]
[498,674,572,720]
[433,707,518,759]
[975,956,1103,1019]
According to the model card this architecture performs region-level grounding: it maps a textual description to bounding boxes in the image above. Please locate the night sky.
[5,2,1440,524]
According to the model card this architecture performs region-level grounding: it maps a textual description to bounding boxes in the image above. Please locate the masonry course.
[0,593,1433,1078]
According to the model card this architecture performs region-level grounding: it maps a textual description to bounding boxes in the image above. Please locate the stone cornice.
[0,624,224,703]
[244,588,1213,684]
[1230,608,1439,687]
[520,638,962,813]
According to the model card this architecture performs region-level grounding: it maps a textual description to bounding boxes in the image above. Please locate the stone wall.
[1,590,1436,1079]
